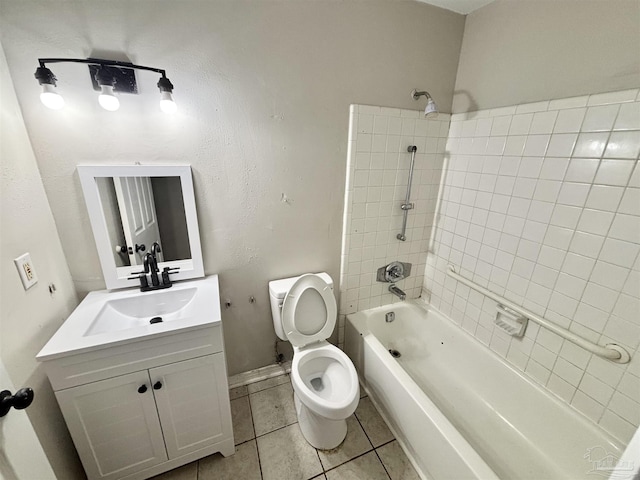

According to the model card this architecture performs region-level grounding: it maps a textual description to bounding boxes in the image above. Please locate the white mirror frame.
[78,164,204,290]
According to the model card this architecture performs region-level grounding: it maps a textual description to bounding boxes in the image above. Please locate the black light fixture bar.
[35,57,177,112]
[37,58,168,78]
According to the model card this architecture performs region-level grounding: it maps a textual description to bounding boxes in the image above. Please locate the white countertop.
[37,275,221,361]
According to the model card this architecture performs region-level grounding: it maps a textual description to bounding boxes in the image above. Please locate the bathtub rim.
[348,299,627,449]
[346,299,627,479]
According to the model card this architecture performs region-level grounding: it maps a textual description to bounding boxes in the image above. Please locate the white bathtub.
[344,301,624,480]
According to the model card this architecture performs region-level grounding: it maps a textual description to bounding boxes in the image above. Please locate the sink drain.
[150,317,163,324]
[389,349,401,358]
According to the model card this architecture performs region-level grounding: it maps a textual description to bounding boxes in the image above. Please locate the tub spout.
[389,284,406,301]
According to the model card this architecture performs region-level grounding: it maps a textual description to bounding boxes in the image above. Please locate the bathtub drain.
[389,349,401,358]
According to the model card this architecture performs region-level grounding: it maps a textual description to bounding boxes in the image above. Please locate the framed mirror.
[78,165,204,290]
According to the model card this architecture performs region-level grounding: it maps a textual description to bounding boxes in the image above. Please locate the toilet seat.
[282,274,337,348]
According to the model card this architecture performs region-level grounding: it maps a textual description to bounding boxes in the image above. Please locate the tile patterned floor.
[152,374,419,480]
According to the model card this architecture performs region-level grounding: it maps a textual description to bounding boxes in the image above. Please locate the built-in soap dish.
[494,304,527,337]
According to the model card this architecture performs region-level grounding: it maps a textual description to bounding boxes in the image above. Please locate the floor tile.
[376,441,419,480]
[150,462,197,480]
[247,374,290,393]
[229,385,248,400]
[318,416,373,470]
[198,440,261,480]
[257,423,323,480]
[250,382,297,436]
[355,396,394,447]
[231,395,255,444]
[325,451,390,480]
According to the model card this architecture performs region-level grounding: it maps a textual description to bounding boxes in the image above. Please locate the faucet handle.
[376,261,412,283]
[127,272,149,289]
[161,266,179,287]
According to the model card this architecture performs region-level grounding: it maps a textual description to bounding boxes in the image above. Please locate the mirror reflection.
[96,176,191,267]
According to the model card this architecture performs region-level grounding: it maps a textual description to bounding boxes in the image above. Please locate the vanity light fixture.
[34,57,177,113]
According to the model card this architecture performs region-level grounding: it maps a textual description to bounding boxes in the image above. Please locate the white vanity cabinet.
[39,321,234,480]
[56,370,169,479]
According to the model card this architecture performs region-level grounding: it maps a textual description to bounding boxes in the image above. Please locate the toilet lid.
[281,274,337,348]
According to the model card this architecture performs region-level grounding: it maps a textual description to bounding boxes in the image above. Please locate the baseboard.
[228,361,292,389]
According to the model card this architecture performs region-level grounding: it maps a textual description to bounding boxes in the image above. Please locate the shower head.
[424,97,438,119]
[411,89,439,119]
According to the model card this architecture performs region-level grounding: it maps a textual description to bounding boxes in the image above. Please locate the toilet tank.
[268,272,334,341]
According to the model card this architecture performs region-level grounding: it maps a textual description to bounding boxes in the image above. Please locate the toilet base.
[294,392,347,450]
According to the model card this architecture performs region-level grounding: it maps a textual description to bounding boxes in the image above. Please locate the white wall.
[0,44,84,478]
[0,0,465,376]
[0,360,55,480]
[339,104,449,346]
[452,0,640,113]
[425,89,640,444]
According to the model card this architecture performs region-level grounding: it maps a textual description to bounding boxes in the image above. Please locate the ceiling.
[415,0,495,14]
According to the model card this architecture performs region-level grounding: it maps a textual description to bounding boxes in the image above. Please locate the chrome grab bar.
[397,145,417,241]
[446,265,630,364]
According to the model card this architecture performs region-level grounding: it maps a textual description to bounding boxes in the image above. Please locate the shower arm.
[411,90,432,100]
[397,145,417,241]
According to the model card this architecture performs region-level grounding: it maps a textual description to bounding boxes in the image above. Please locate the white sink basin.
[37,276,221,360]
[85,287,199,336]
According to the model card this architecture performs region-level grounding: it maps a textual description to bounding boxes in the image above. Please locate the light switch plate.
[14,253,38,290]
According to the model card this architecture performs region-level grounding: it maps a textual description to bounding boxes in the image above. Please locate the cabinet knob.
[153,381,162,390]
[138,385,147,394]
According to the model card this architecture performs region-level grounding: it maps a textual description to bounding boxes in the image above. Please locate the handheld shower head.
[411,89,439,119]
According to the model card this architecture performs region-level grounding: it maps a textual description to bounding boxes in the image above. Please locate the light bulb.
[40,84,65,110]
[159,91,177,114]
[98,85,120,111]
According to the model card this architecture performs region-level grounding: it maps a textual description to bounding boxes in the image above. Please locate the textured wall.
[425,89,640,444]
[0,44,84,479]
[452,0,640,112]
[0,1,465,376]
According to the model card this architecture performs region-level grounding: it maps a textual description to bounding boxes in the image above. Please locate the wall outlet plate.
[14,253,38,290]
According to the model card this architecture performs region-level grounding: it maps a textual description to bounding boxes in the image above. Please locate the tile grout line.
[373,448,393,480]
[246,387,264,479]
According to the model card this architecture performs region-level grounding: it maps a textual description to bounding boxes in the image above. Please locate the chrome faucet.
[389,284,406,301]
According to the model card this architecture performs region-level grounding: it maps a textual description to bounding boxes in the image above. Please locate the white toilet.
[268,272,359,450]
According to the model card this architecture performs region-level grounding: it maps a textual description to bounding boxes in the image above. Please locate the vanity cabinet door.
[150,353,233,459]
[55,370,168,480]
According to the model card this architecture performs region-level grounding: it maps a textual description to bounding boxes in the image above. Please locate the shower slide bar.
[446,265,631,364]
[397,145,417,241]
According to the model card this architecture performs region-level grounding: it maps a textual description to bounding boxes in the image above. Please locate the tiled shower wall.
[338,105,450,347]
[424,89,640,443]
